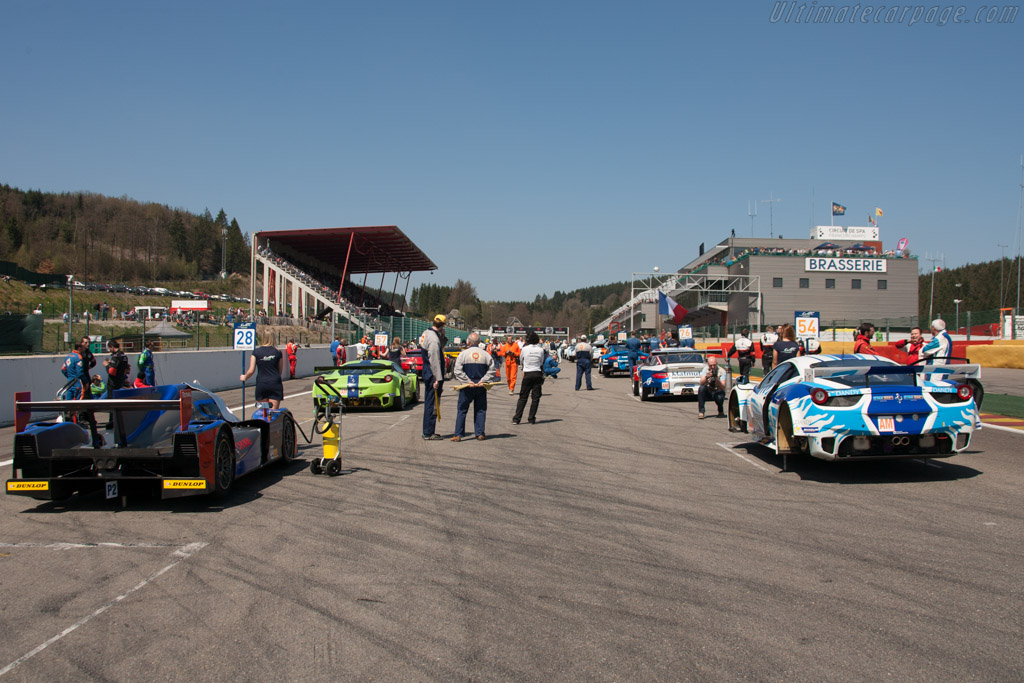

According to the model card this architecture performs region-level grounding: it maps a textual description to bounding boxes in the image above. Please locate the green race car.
[313,360,419,410]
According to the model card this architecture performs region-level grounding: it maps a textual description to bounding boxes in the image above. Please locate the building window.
[773,277,783,288]
[852,279,861,289]
[799,278,809,289]
[825,279,836,289]
[878,279,888,290]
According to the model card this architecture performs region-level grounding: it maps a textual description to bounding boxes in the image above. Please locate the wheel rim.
[282,418,296,460]
[215,436,233,490]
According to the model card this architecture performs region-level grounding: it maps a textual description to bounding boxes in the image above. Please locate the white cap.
[806,338,820,352]
[931,318,946,331]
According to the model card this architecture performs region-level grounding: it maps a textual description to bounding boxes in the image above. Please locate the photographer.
[697,355,727,419]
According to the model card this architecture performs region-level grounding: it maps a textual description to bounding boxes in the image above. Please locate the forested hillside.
[408,279,631,333]
[10,183,1017,331]
[0,184,249,282]
[919,257,1023,321]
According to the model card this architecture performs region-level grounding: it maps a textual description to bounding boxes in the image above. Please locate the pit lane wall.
[0,344,356,426]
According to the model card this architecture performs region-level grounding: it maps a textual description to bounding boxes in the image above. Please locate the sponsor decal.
[163,479,207,490]
[877,417,895,432]
[7,481,48,491]
[804,257,887,273]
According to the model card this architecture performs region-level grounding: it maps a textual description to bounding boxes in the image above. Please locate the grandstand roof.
[255,225,437,274]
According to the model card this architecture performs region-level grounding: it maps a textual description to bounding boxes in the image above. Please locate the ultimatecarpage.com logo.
[769,2,1019,25]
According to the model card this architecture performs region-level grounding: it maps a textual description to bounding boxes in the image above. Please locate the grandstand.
[250,226,438,337]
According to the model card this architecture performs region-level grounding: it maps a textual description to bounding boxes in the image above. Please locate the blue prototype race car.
[727,354,981,461]
[5,383,297,502]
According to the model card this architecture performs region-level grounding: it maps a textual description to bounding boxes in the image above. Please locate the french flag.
[658,291,688,324]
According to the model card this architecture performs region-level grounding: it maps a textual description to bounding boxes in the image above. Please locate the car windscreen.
[339,365,391,376]
[814,359,914,386]
[656,353,706,364]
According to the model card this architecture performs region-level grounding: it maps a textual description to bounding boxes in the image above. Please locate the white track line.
[981,422,1024,435]
[228,389,312,413]
[716,442,774,473]
[0,542,207,678]
[387,415,412,430]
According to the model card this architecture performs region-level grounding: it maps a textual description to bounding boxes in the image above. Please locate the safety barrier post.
[966,311,971,340]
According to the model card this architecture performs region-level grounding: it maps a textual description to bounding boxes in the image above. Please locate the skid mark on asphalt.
[0,541,208,678]
[715,442,775,473]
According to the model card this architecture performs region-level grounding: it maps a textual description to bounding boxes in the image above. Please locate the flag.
[868,216,876,225]
[658,291,688,325]
[832,202,846,216]
[934,266,942,272]
[875,207,883,216]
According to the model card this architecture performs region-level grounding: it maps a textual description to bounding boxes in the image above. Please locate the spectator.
[921,319,952,365]
[513,331,547,425]
[853,322,877,355]
[774,325,803,365]
[137,341,155,386]
[102,340,130,398]
[240,332,285,409]
[894,327,924,364]
[451,332,496,441]
[727,328,755,384]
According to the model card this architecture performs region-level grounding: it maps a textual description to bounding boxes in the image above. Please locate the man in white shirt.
[513,332,548,424]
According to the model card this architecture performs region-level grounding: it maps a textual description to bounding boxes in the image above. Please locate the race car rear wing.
[14,388,194,434]
[804,364,981,384]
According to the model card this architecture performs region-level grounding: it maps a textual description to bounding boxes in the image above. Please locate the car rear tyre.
[776,403,798,455]
[398,386,407,411]
[640,386,649,401]
[729,395,747,433]
[281,415,297,462]
[633,379,639,396]
[213,430,235,496]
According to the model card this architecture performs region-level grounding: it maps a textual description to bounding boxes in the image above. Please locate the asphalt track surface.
[1,368,1022,681]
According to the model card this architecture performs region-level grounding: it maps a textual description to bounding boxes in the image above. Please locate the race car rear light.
[932,386,972,404]
[810,388,828,405]
[370,374,395,384]
[824,394,860,407]
[651,372,668,380]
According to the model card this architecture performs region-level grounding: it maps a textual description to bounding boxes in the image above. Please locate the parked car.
[633,348,719,400]
[728,354,981,462]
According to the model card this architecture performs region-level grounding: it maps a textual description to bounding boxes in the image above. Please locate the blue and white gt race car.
[599,344,649,377]
[727,354,981,461]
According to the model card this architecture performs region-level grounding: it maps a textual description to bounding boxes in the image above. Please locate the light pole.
[954,283,962,333]
[997,243,1009,309]
[67,274,74,350]
[220,226,228,279]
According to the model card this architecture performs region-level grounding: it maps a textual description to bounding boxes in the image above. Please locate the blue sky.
[3,0,1022,300]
